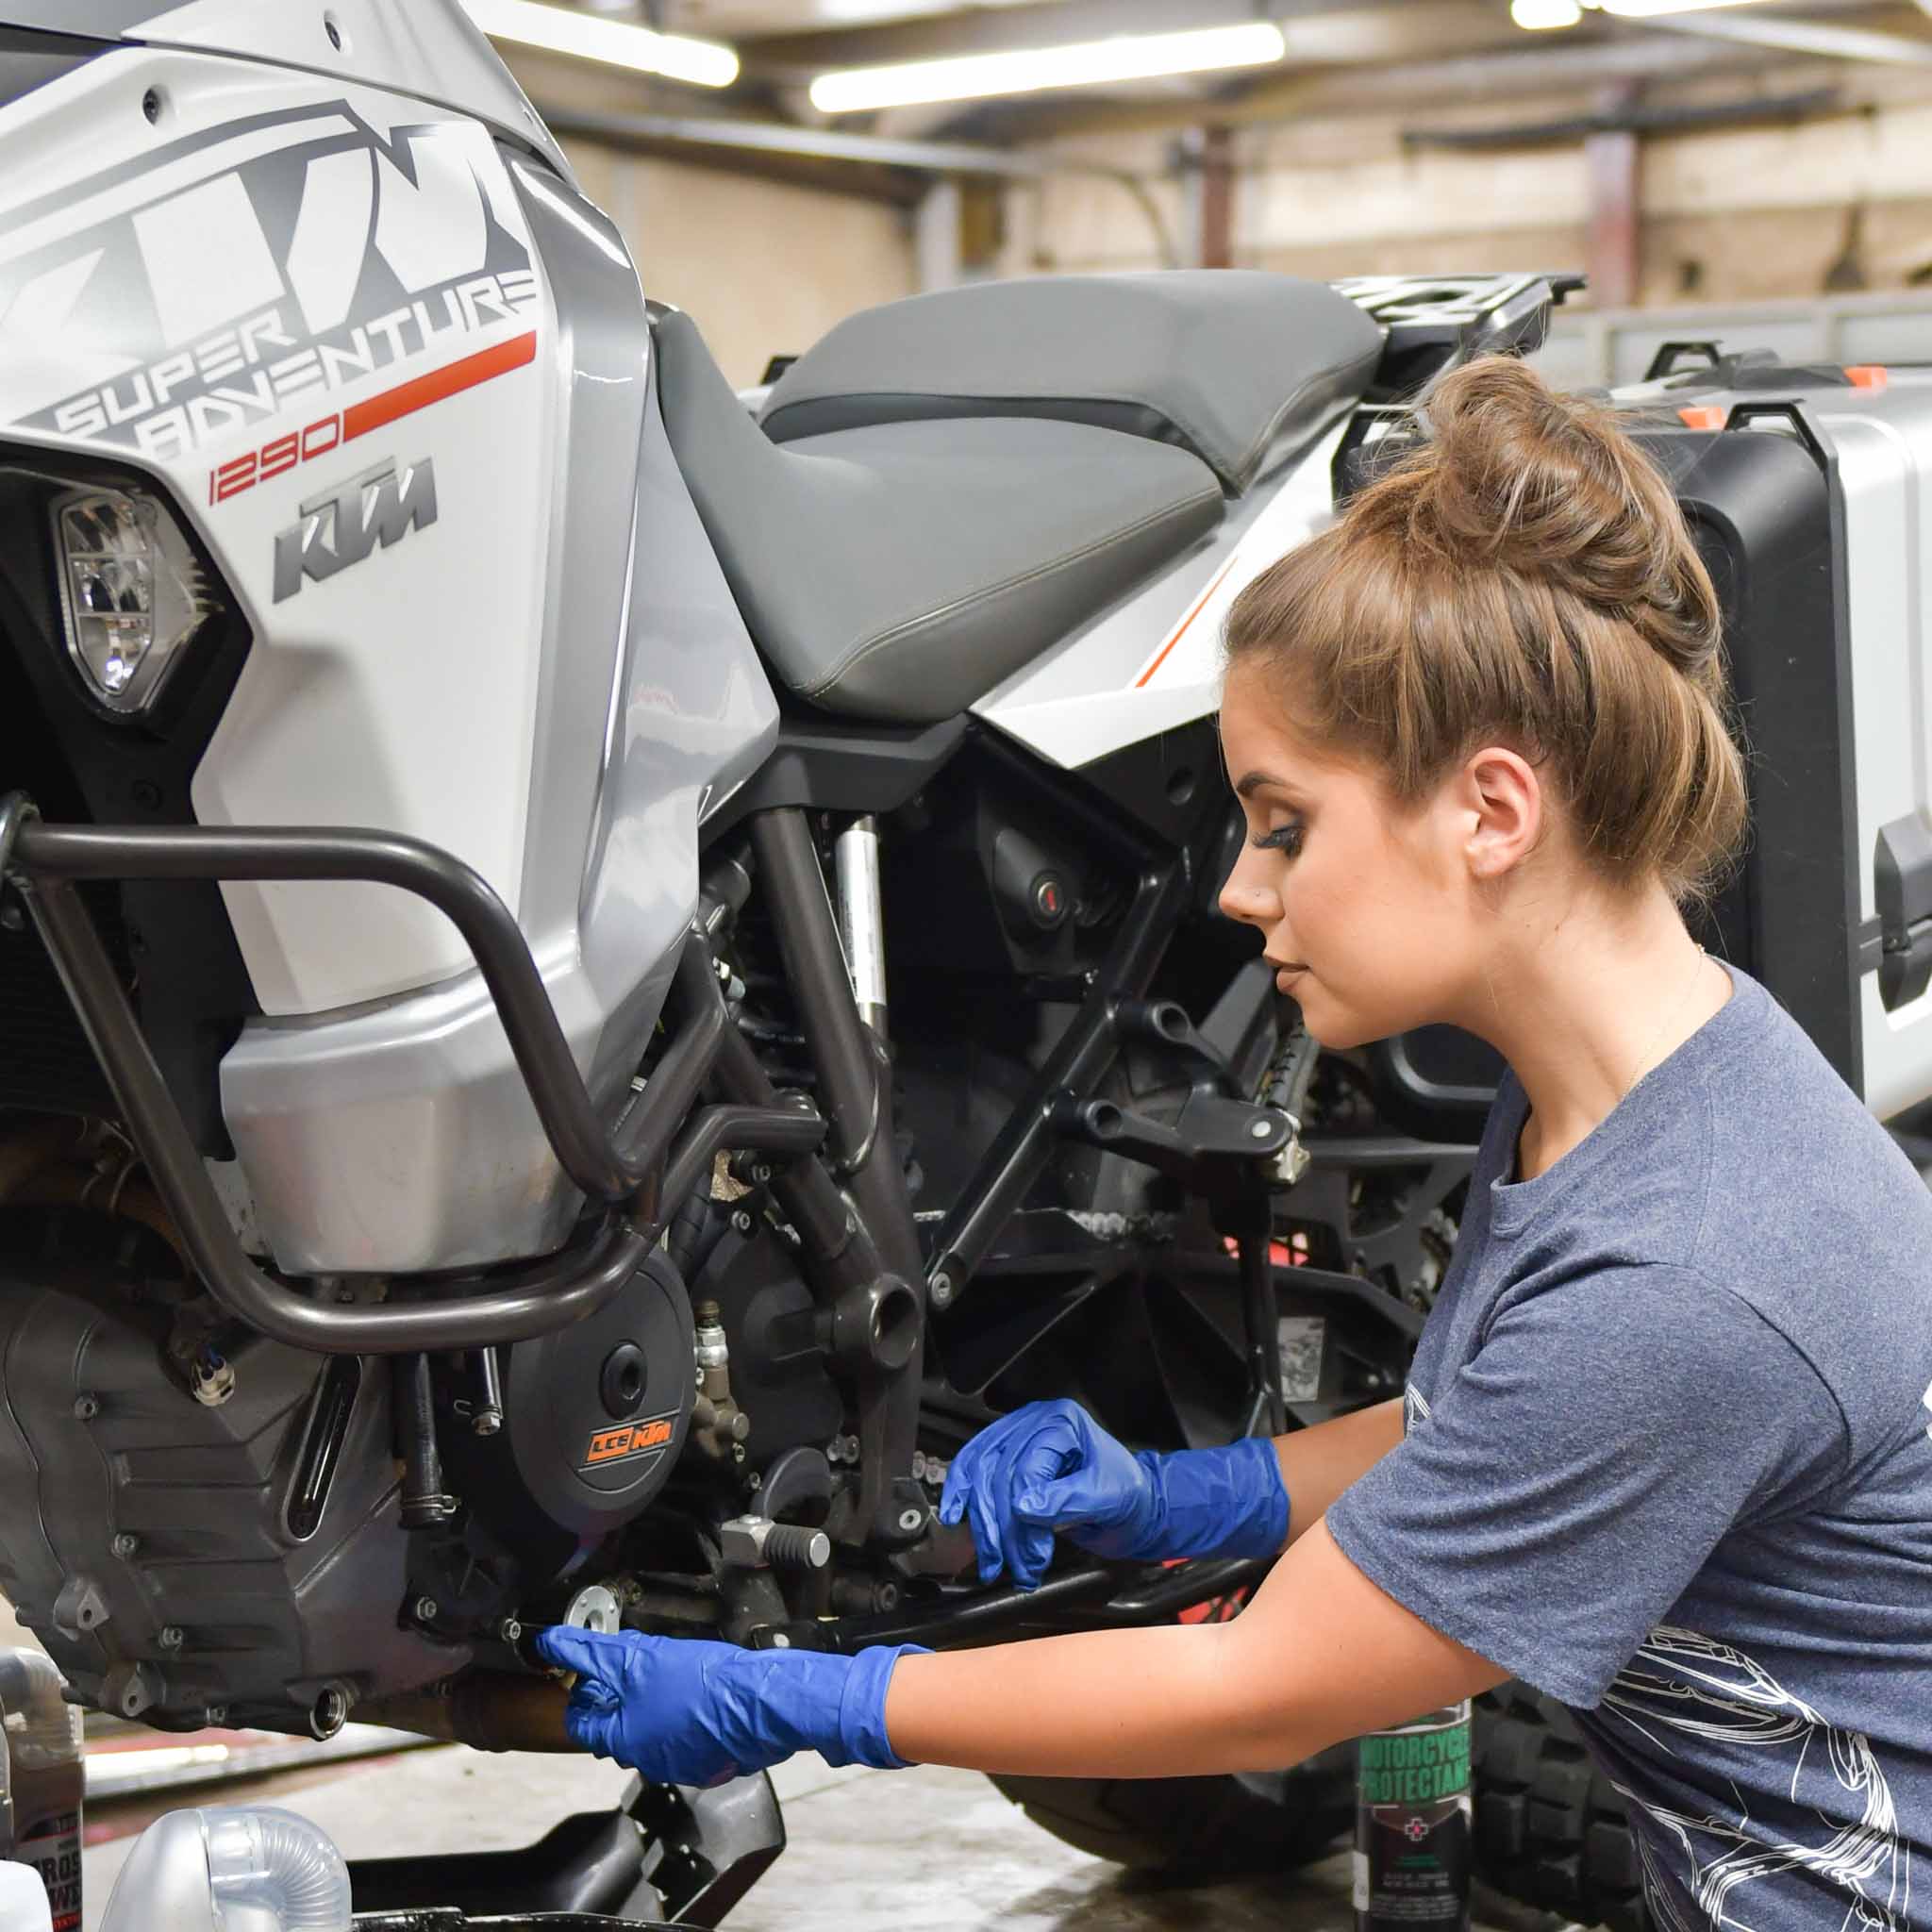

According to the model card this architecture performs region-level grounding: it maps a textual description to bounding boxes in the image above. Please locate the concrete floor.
[79,1742,1566,1932]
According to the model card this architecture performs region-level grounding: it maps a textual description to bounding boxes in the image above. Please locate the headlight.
[51,484,213,712]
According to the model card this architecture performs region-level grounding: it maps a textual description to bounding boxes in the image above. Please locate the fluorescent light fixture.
[1511,0,1582,25]
[460,0,738,89]
[809,21,1287,114]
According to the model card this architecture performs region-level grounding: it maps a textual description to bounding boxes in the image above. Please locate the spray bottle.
[1354,1700,1474,1930]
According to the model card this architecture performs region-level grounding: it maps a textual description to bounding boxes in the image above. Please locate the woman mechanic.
[540,355,1932,1932]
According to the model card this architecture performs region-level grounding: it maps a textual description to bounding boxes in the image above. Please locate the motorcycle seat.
[655,307,1224,724]
[758,271,1383,495]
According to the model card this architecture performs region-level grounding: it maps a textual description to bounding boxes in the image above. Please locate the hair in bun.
[1223,353,1749,909]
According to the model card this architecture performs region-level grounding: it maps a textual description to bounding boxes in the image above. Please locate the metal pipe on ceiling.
[1642,9,1932,66]
[1401,84,1840,148]
[538,101,1180,264]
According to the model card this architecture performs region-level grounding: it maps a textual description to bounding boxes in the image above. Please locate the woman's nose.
[1218,858,1278,929]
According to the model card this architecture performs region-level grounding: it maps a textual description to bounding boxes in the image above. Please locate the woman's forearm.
[881,1622,1313,1778]
[879,1516,1502,1783]
[1275,1396,1405,1544]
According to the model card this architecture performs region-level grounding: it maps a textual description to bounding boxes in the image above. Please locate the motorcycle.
[0,8,1925,1924]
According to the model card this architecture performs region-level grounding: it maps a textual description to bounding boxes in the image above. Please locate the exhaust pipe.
[358,1674,575,1754]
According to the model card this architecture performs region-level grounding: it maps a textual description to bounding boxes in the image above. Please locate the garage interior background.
[488,0,1932,391]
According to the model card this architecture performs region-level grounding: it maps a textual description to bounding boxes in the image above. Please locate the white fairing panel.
[0,41,780,1269]
[0,49,550,1011]
[973,414,1349,770]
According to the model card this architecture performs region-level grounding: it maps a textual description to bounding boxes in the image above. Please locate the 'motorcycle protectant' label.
[1354,1701,1473,1929]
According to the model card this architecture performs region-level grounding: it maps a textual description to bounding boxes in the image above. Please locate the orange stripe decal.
[344,330,537,441]
[1133,553,1240,690]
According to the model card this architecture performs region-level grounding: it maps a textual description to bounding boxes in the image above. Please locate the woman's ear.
[1454,744,1542,882]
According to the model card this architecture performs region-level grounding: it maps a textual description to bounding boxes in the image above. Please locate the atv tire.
[990,1752,1355,1876]
[1473,1682,1653,1931]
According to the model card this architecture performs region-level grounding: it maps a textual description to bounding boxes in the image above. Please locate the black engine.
[0,1241,700,1735]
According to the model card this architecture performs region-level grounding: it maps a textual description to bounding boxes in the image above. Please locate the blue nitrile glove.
[937,1397,1289,1590]
[535,1624,927,1787]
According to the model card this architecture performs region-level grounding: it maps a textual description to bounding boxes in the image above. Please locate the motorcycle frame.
[0,773,1292,1566]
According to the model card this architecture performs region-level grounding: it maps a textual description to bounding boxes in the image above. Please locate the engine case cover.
[0,1259,459,1729]
[444,1250,695,1570]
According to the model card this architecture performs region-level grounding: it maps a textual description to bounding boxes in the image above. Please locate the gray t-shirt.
[1326,959,1932,1932]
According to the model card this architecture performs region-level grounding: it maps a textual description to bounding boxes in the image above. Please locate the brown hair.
[1222,353,1750,910]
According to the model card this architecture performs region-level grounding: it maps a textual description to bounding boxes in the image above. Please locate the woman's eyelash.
[1252,823,1304,855]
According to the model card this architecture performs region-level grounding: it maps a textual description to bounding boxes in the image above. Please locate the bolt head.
[1249,1116,1274,1140]
[499,1617,523,1643]
[474,1411,502,1437]
[929,1273,954,1309]
[205,1705,228,1726]
[111,1533,139,1559]
[898,1507,925,1533]
[73,1393,98,1421]
[771,1632,791,1649]
[414,1597,439,1624]
[158,1624,183,1650]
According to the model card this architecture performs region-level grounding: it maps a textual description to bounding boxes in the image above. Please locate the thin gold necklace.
[1624,943,1709,1099]
[1517,944,1714,1182]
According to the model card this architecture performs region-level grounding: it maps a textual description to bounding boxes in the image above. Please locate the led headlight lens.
[51,484,212,712]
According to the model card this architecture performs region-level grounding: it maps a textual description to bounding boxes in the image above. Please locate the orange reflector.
[1845,364,1889,391]
[1678,405,1726,430]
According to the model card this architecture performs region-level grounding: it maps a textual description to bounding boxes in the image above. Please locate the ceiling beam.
[1400,83,1839,147]
[544,100,1064,173]
[1643,7,1932,64]
[541,101,1181,256]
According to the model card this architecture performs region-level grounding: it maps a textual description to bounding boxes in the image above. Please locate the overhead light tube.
[1511,0,1583,26]
[460,0,738,89]
[809,21,1288,114]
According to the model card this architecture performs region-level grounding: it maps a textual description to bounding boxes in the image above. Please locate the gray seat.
[758,272,1384,495]
[655,308,1224,725]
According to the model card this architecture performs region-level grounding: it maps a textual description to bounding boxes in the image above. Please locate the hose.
[98,1805,351,1932]
[0,1650,79,1770]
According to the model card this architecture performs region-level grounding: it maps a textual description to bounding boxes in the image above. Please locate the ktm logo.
[583,1415,675,1469]
[273,455,436,601]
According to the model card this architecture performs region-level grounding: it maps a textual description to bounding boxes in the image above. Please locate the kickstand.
[626,1769,787,1928]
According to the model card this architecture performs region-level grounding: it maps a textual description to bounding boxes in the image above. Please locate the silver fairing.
[216,158,779,1274]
